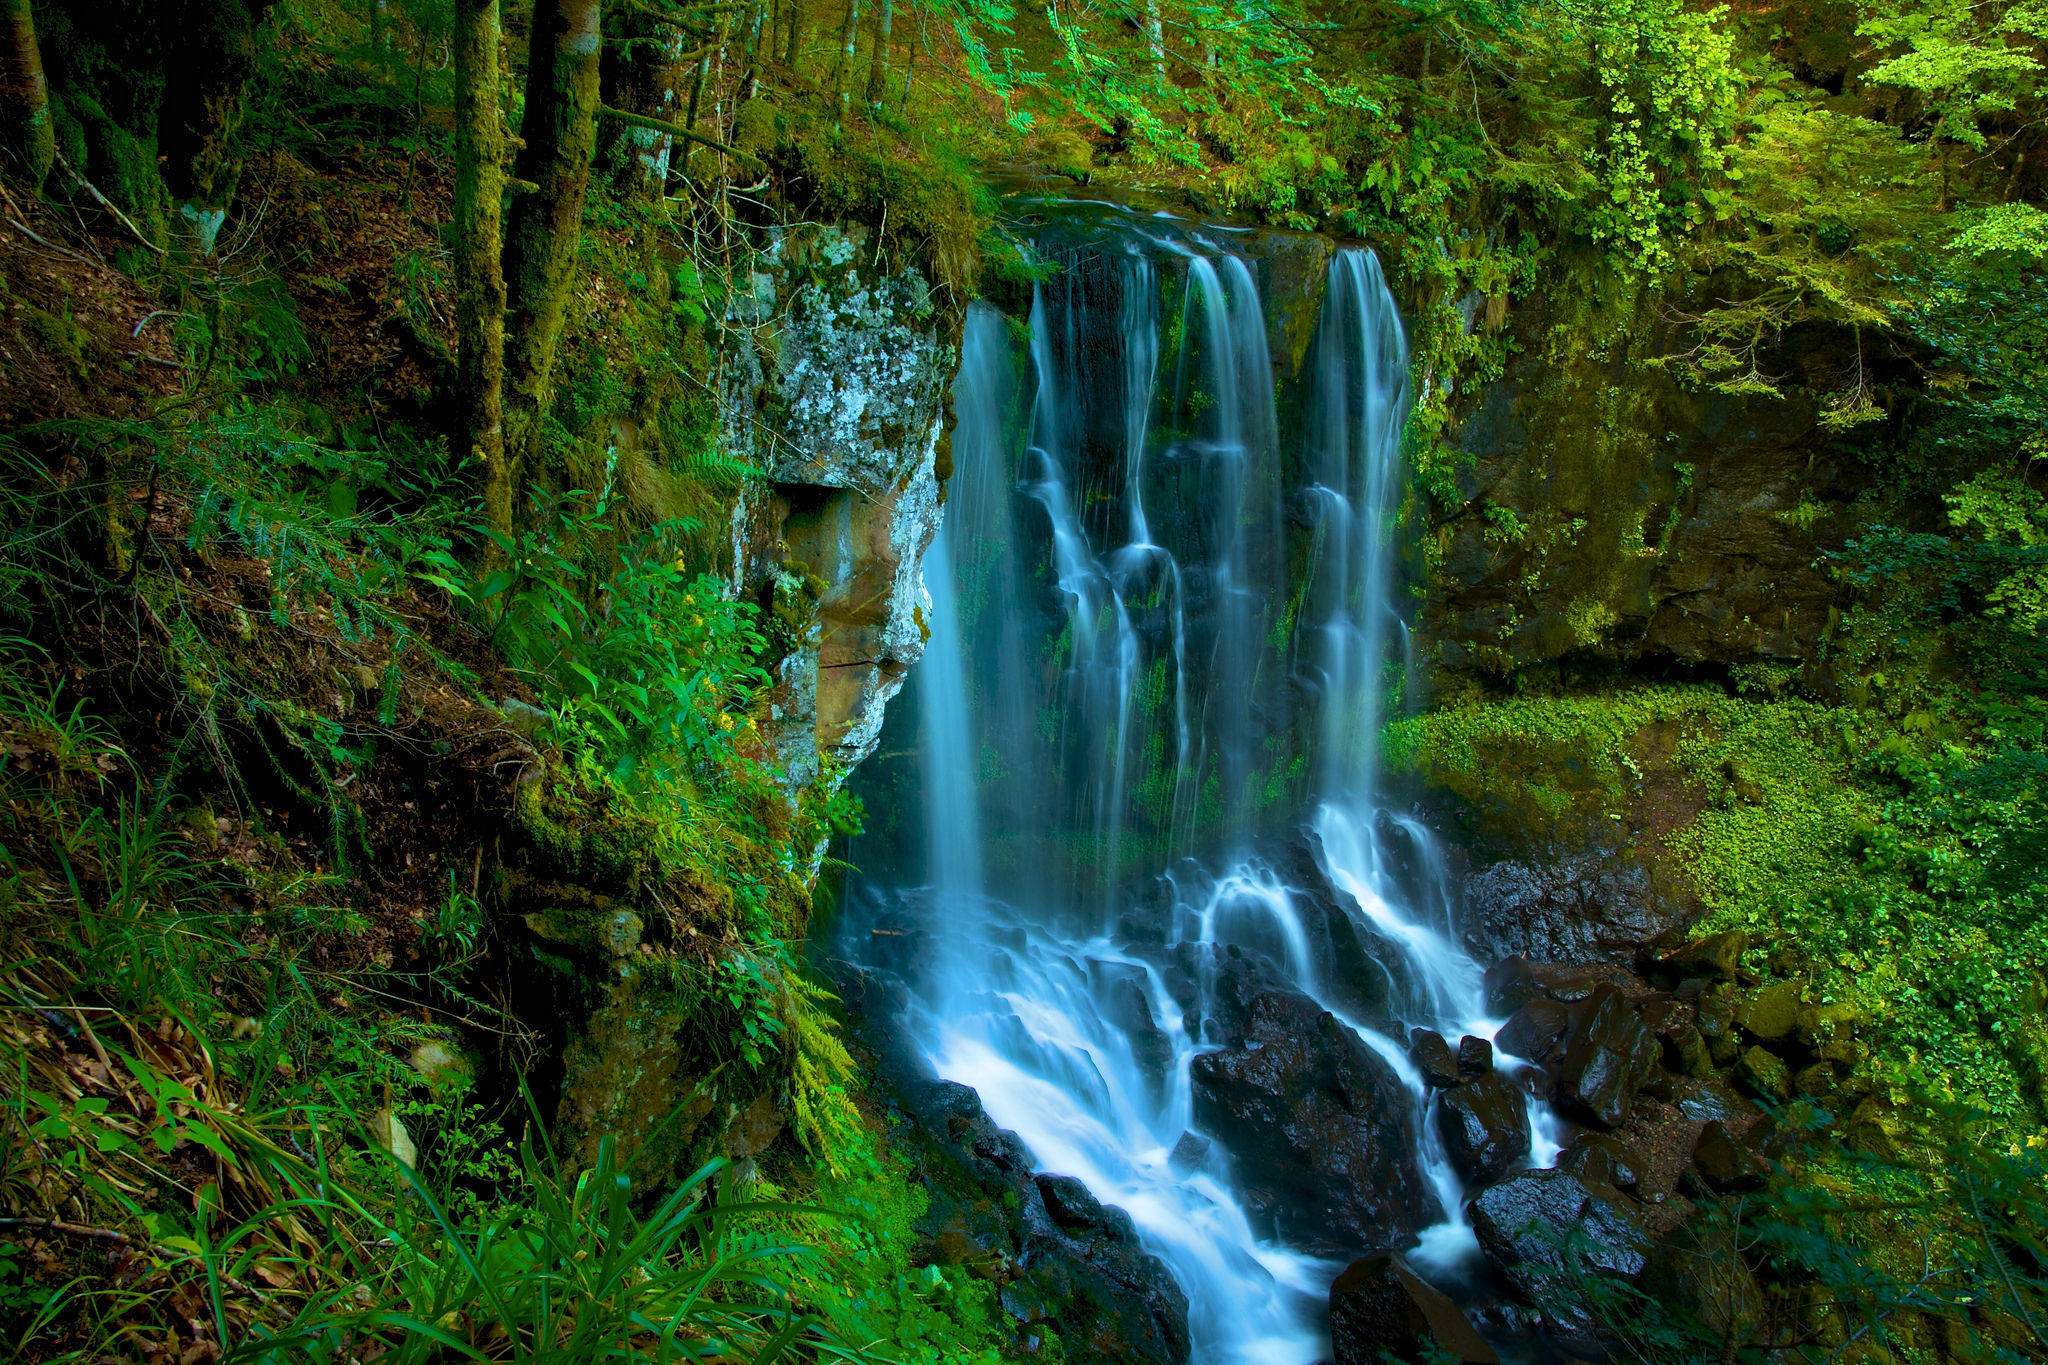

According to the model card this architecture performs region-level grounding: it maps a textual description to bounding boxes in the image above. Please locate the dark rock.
[1643,1222,1765,1345]
[1190,986,1442,1253]
[1411,1028,1461,1088]
[1668,1075,1761,1130]
[1484,956,1542,1015]
[1496,998,1572,1063]
[1037,1173,1109,1230]
[1691,1120,1768,1192]
[1794,1062,1837,1097]
[1458,1034,1495,1076]
[1168,1130,1211,1173]
[1470,1169,1651,1339]
[1561,1131,1641,1190]
[1438,1072,1533,1187]
[1462,854,1680,966]
[1556,985,1661,1127]
[723,1090,785,1159]
[1329,1253,1499,1365]
[1662,1021,1715,1077]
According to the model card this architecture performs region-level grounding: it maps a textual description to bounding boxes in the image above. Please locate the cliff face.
[721,225,958,792]
[545,223,960,1176]
[1420,257,1891,682]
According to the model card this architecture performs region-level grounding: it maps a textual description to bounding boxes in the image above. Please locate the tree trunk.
[453,0,510,546]
[1143,0,1165,83]
[833,0,860,112]
[864,0,890,109]
[158,0,279,247]
[502,0,603,485]
[0,0,54,189]
[780,0,801,70]
[599,11,684,200]
[739,1,764,103]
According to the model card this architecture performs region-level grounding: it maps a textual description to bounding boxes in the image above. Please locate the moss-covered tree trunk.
[454,0,510,547]
[599,13,686,201]
[863,0,890,108]
[502,0,603,488]
[158,0,277,250]
[833,0,860,112]
[0,0,53,188]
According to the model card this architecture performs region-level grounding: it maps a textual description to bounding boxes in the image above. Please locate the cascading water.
[848,208,1559,1362]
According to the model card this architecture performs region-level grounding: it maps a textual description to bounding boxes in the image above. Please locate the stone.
[1556,985,1661,1127]
[406,1039,473,1093]
[1846,1097,1905,1161]
[1190,986,1442,1253]
[1691,1120,1768,1192]
[1469,1169,1651,1338]
[1437,1072,1533,1188]
[1736,979,1805,1041]
[723,227,955,792]
[1661,930,1747,980]
[1561,1131,1641,1190]
[1462,854,1679,967]
[1457,1034,1494,1076]
[1329,1253,1499,1365]
[603,909,644,957]
[1794,1062,1837,1097]
[725,1091,785,1159]
[1662,1021,1715,1077]
[1410,1028,1461,1087]
[1037,1173,1108,1231]
[1737,1045,1794,1102]
[1496,997,1572,1064]
[1484,956,1542,1015]
[1168,1131,1211,1173]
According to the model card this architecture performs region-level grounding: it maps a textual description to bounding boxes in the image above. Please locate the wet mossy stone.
[1736,978,1806,1042]
[1737,1045,1794,1102]
[1662,930,1748,980]
[1691,1119,1768,1192]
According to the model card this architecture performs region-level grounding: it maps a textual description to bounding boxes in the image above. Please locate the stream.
[845,206,1561,1363]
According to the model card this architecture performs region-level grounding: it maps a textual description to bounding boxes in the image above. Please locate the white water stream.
[858,216,1559,1362]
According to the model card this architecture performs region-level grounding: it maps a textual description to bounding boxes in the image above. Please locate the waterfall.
[856,214,1560,1363]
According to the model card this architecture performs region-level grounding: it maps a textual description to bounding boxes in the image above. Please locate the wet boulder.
[1437,1072,1532,1188]
[1458,1034,1494,1076]
[1560,1131,1642,1191]
[1330,1252,1499,1365]
[1469,1168,1651,1339]
[1190,986,1442,1254]
[1495,997,1571,1064]
[1462,853,1678,966]
[1690,1120,1769,1192]
[1410,1028,1461,1088]
[1556,985,1661,1127]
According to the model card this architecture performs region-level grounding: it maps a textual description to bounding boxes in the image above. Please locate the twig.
[0,1216,131,1242]
[52,146,165,255]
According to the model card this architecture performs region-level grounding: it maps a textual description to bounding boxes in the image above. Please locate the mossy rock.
[1736,979,1807,1042]
[1737,1045,1793,1102]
